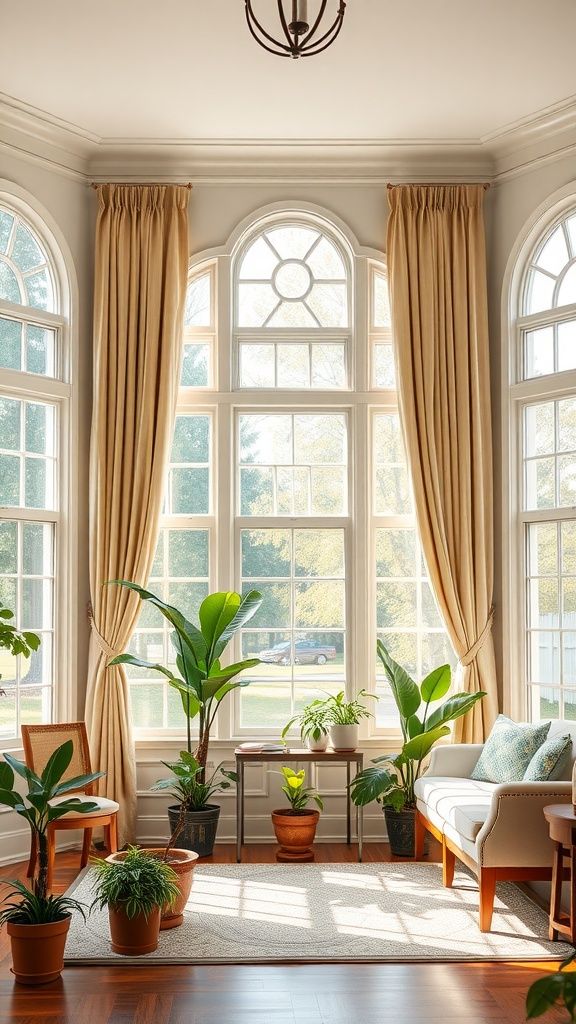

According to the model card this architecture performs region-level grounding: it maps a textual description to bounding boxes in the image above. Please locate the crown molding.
[2,90,576,185]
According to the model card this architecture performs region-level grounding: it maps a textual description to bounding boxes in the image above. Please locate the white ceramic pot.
[328,723,359,751]
[306,732,329,752]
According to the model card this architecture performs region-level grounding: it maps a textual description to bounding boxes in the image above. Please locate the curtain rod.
[387,182,490,190]
[90,182,192,189]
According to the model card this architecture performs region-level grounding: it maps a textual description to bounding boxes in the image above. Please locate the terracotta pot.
[108,904,161,956]
[8,915,71,985]
[271,808,320,862]
[105,848,198,930]
[150,848,199,930]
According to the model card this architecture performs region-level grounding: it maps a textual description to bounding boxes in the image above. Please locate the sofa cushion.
[470,715,551,783]
[523,733,572,781]
[414,776,495,842]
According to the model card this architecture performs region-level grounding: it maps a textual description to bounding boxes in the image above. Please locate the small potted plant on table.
[271,767,323,862]
[0,740,105,984]
[91,845,180,955]
[324,689,376,752]
[281,698,334,751]
[350,640,485,857]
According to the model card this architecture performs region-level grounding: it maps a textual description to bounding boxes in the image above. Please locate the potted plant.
[350,640,485,856]
[525,948,576,1020]
[107,585,262,855]
[91,845,180,955]
[0,740,105,984]
[281,699,334,751]
[145,749,236,926]
[270,766,324,862]
[324,689,377,752]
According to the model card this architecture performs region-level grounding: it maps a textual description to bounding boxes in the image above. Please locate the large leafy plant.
[526,949,576,1020]
[107,584,262,772]
[350,640,485,811]
[0,740,104,921]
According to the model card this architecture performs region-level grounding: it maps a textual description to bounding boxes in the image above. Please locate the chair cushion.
[523,733,573,781]
[414,776,495,842]
[48,794,119,817]
[470,715,551,783]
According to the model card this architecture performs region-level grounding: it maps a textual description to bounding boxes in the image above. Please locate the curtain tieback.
[459,607,495,668]
[87,602,122,661]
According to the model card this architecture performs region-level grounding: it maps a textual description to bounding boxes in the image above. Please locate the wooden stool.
[543,804,576,942]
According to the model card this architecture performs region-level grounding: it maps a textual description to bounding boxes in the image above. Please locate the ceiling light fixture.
[245,1,346,59]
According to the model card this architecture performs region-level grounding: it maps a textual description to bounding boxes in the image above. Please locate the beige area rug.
[63,861,572,965]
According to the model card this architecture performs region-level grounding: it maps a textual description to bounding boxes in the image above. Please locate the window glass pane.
[0,521,18,574]
[12,224,44,274]
[0,317,22,370]
[558,264,576,307]
[374,414,412,516]
[1,397,21,449]
[238,282,278,326]
[265,226,319,261]
[240,527,346,728]
[528,522,558,576]
[239,343,275,387]
[558,320,576,372]
[0,261,21,304]
[525,403,554,457]
[311,344,345,388]
[23,268,53,312]
[0,455,20,505]
[180,343,209,387]
[239,236,279,279]
[0,210,14,254]
[373,271,391,328]
[559,455,576,506]
[526,268,555,314]
[305,283,347,327]
[563,522,576,574]
[524,325,554,378]
[376,529,416,578]
[277,344,309,388]
[374,344,395,387]
[535,226,569,275]
[267,301,317,328]
[26,325,55,376]
[559,398,576,452]
[306,237,345,279]
[184,273,211,327]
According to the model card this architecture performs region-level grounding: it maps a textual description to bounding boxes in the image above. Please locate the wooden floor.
[0,841,567,1024]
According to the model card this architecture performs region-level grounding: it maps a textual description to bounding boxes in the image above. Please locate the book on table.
[235,742,288,753]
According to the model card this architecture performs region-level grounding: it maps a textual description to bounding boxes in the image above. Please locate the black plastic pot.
[384,806,430,858]
[167,803,221,857]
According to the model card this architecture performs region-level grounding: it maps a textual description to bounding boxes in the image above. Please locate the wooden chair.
[21,721,119,890]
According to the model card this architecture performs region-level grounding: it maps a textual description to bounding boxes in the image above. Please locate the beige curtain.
[85,184,190,843]
[386,184,498,742]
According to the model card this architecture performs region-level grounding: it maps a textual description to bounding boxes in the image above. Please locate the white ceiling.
[2,0,576,145]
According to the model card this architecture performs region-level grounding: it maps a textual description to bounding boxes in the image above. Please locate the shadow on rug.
[64,861,571,964]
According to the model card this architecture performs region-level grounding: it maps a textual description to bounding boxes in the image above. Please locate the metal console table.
[235,748,364,862]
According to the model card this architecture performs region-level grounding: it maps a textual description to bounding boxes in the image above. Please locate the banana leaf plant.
[350,639,486,811]
[0,740,104,905]
[107,585,262,776]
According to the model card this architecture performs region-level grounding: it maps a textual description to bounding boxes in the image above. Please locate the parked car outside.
[259,639,337,666]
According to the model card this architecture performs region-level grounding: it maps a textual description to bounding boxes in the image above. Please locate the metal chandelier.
[244,1,347,59]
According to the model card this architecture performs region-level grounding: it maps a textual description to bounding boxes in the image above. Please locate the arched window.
[126,206,454,739]
[0,197,71,742]
[509,199,576,722]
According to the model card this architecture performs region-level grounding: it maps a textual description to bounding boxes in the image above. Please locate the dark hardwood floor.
[0,841,567,1024]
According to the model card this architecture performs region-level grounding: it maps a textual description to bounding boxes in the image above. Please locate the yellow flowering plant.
[273,766,323,814]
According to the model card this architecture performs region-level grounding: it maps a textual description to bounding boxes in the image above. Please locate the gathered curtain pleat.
[386,184,498,742]
[85,184,190,843]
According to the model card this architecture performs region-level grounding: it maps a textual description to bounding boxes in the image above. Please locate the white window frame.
[0,184,76,745]
[504,184,576,724]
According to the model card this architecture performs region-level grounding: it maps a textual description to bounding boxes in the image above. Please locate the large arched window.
[0,196,71,742]
[126,206,454,741]
[509,199,576,722]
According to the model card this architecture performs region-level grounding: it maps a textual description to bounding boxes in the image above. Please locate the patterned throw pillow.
[470,715,551,783]
[522,734,573,781]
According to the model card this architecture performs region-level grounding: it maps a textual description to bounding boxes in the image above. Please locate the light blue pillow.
[470,715,551,783]
[523,734,572,781]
